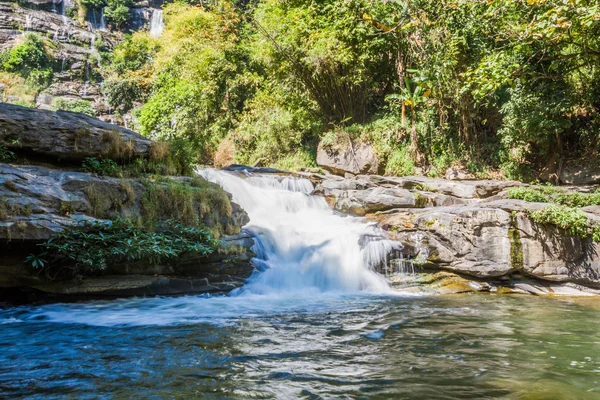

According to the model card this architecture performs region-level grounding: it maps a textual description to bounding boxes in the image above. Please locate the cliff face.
[0,0,163,123]
[0,105,255,301]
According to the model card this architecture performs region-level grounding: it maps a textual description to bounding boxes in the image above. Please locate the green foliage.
[140,176,233,236]
[104,0,134,28]
[233,87,321,167]
[97,0,600,174]
[81,157,122,176]
[51,98,96,116]
[385,146,415,177]
[508,187,551,203]
[28,219,216,278]
[529,205,591,239]
[0,145,16,163]
[1,33,52,74]
[509,186,600,208]
[1,33,54,93]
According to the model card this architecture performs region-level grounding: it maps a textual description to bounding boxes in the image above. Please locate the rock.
[325,187,417,216]
[445,166,476,180]
[0,163,255,297]
[317,141,381,176]
[0,164,249,241]
[31,275,246,297]
[371,200,600,288]
[0,103,153,161]
[560,162,600,185]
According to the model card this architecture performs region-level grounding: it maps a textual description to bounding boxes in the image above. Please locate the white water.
[89,9,106,31]
[199,169,400,295]
[149,9,164,37]
[4,170,408,327]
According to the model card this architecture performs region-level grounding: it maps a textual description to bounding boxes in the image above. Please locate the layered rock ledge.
[0,107,255,302]
[306,172,600,295]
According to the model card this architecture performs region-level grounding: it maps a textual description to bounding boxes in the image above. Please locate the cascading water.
[199,169,401,295]
[149,9,164,37]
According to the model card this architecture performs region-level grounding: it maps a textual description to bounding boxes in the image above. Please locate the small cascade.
[149,9,164,37]
[52,27,60,42]
[199,169,401,294]
[89,8,106,31]
[24,15,33,31]
[61,0,73,24]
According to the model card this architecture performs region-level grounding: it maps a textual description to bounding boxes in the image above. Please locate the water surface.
[2,293,600,399]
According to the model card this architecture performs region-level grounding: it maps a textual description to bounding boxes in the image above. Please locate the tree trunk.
[396,41,407,126]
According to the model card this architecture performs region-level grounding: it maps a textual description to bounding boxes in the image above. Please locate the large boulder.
[372,200,600,288]
[560,162,600,185]
[0,103,152,161]
[0,163,255,296]
[317,141,381,176]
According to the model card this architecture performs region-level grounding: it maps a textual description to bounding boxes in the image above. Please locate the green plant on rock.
[0,145,16,162]
[508,187,550,203]
[28,218,216,279]
[529,205,591,239]
[81,157,122,176]
[51,98,96,116]
[141,176,233,236]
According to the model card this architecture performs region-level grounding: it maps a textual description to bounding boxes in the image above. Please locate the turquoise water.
[2,293,600,399]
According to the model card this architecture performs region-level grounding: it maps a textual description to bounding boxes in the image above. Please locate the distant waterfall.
[198,169,400,294]
[149,9,164,37]
[89,8,106,31]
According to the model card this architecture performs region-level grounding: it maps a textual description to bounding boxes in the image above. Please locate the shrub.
[27,218,216,278]
[81,157,122,176]
[51,98,96,116]
[1,33,52,75]
[507,187,550,203]
[529,206,590,239]
[385,146,416,176]
[0,145,16,162]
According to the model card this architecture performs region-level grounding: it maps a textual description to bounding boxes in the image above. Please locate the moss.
[140,177,233,237]
[508,215,524,271]
[59,201,75,216]
[21,204,32,216]
[3,180,17,191]
[149,142,169,162]
[0,199,8,221]
[414,192,429,208]
[102,130,134,159]
[73,128,90,153]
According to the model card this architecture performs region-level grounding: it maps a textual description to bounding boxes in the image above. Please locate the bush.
[104,0,134,28]
[0,145,16,163]
[26,219,216,278]
[507,187,550,203]
[529,205,591,239]
[1,33,52,75]
[81,157,122,176]
[51,98,96,116]
[385,146,416,176]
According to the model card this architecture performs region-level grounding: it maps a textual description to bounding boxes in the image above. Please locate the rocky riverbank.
[304,171,600,296]
[0,104,254,302]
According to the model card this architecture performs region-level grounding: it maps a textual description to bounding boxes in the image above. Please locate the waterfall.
[199,169,401,295]
[24,15,33,31]
[90,9,106,31]
[149,9,164,37]
[60,0,73,24]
